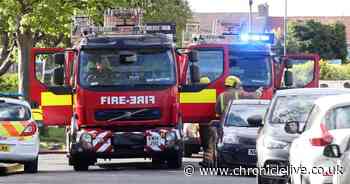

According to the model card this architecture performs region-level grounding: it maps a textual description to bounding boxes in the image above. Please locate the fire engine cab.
[28,9,196,171]
[180,33,320,124]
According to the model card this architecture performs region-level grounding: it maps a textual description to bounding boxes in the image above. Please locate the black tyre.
[73,162,89,171]
[184,144,192,158]
[167,150,183,169]
[24,157,38,173]
[152,156,163,168]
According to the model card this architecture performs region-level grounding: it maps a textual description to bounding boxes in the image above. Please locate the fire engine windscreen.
[229,55,271,87]
[79,48,176,87]
[0,103,30,121]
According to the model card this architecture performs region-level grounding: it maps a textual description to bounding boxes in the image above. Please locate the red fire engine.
[28,9,195,171]
[180,33,320,156]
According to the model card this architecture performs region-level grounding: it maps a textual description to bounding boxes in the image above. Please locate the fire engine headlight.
[166,132,177,142]
[80,133,93,143]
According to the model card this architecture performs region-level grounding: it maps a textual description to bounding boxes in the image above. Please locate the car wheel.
[24,157,38,173]
[167,150,183,169]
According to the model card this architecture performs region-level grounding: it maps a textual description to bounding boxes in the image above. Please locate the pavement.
[0,154,256,184]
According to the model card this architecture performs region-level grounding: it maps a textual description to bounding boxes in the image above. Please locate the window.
[270,95,322,124]
[229,52,271,87]
[0,103,30,121]
[288,59,315,87]
[35,53,65,86]
[188,49,224,83]
[79,48,176,88]
[225,104,269,127]
[324,106,350,130]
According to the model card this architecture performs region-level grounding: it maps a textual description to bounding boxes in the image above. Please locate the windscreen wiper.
[107,109,150,122]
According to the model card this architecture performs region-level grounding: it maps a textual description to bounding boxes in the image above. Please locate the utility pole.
[284,0,288,56]
[249,0,253,33]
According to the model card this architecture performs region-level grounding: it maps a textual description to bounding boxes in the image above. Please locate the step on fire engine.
[28,8,195,171]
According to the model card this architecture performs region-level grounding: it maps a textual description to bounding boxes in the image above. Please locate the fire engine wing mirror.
[190,64,200,83]
[52,67,65,86]
[54,53,65,66]
[189,51,199,63]
[284,70,294,87]
[285,59,294,69]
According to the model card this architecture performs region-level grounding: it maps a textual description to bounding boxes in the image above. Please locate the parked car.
[256,88,350,184]
[323,138,350,184]
[288,94,350,184]
[217,99,270,167]
[0,94,40,173]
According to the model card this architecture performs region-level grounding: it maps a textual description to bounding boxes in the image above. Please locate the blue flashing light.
[239,33,275,44]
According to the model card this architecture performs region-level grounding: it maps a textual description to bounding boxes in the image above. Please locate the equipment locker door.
[29,48,73,126]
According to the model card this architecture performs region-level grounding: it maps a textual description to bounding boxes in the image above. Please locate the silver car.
[256,88,350,184]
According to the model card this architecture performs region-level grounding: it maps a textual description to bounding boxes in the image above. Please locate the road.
[0,154,256,184]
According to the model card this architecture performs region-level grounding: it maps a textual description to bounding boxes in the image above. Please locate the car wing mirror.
[323,144,342,158]
[284,121,301,134]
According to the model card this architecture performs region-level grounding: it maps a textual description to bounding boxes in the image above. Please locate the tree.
[0,0,192,97]
[286,20,348,63]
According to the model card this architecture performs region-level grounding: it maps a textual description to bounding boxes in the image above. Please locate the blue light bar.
[240,33,275,44]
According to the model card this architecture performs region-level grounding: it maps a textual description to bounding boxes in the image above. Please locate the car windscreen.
[229,54,272,87]
[79,48,176,88]
[0,103,31,121]
[270,94,323,124]
[225,104,269,127]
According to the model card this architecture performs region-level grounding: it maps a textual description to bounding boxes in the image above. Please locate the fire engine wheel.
[151,156,163,168]
[73,161,89,171]
[24,157,38,173]
[167,150,183,169]
[184,144,193,158]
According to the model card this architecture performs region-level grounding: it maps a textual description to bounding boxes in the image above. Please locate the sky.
[188,0,350,16]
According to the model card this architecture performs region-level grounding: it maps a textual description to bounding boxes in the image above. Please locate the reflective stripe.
[234,91,239,100]
[180,89,217,104]
[32,108,43,121]
[41,92,72,106]
[0,121,27,137]
[220,94,224,113]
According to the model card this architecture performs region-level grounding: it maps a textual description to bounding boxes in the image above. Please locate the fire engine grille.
[95,108,161,121]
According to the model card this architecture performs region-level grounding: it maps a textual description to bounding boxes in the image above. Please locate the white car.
[0,96,40,173]
[288,94,350,184]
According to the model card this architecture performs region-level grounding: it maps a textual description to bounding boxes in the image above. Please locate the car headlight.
[223,135,239,144]
[80,133,93,143]
[263,138,288,149]
[166,132,177,142]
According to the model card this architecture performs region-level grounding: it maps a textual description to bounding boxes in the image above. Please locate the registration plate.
[248,149,256,156]
[147,136,161,147]
[0,145,10,152]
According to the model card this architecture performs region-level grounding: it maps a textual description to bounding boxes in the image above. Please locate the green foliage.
[287,20,348,63]
[320,61,350,80]
[0,74,18,92]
